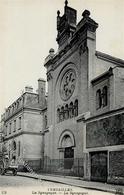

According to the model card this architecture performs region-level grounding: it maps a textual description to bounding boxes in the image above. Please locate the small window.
[9,123,11,134]
[19,117,21,130]
[17,101,19,109]
[96,89,102,109]
[5,125,7,136]
[74,99,78,117]
[13,141,16,151]
[103,86,108,107]
[14,120,16,132]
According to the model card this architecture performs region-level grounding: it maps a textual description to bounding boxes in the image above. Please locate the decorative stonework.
[60,69,76,101]
[79,41,87,55]
[57,99,78,123]
[47,72,53,81]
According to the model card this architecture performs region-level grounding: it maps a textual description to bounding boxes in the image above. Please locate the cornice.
[45,38,88,77]
[4,106,42,122]
[4,107,23,122]
[4,131,42,141]
[91,67,113,85]
[96,51,124,66]
[85,107,124,123]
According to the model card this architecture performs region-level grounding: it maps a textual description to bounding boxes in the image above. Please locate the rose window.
[60,69,76,101]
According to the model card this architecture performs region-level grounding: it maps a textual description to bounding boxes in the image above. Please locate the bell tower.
[56,0,77,50]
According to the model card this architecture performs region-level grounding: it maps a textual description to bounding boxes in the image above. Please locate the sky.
[0,0,124,115]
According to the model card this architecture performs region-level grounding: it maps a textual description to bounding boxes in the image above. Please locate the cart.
[0,155,18,176]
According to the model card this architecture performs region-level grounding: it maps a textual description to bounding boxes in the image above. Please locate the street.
[0,175,114,195]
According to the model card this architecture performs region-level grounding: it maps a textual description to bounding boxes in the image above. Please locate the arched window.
[19,117,21,130]
[96,89,102,109]
[69,102,74,118]
[74,99,78,117]
[61,106,64,121]
[103,86,108,107]
[12,106,14,113]
[57,108,60,123]
[14,120,16,132]
[5,125,7,136]
[14,102,16,110]
[13,141,16,151]
[17,101,19,109]
[9,123,11,134]
[65,104,69,119]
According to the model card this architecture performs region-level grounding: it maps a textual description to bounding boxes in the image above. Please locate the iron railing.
[42,158,84,177]
[24,158,84,177]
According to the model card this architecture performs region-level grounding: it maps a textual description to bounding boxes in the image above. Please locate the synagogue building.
[43,0,124,184]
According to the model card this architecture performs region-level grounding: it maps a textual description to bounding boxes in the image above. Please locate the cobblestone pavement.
[0,175,115,195]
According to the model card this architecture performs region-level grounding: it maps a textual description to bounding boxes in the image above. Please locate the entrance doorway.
[58,131,75,170]
[90,151,107,182]
[64,147,74,169]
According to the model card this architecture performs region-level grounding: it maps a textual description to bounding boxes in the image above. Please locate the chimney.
[25,86,33,93]
[38,78,46,108]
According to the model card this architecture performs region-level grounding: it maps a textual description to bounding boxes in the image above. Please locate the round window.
[60,69,76,101]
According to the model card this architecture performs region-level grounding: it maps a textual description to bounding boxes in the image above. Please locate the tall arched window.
[65,104,69,119]
[57,108,60,123]
[13,141,16,151]
[74,99,78,117]
[17,101,19,109]
[61,106,64,121]
[103,86,108,107]
[69,102,74,118]
[96,89,102,109]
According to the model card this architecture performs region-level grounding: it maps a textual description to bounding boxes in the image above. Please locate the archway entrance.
[58,131,75,170]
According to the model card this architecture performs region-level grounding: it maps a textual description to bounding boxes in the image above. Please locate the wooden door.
[64,147,74,169]
[90,151,107,182]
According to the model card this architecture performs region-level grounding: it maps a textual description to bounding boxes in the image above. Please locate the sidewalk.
[17,172,124,194]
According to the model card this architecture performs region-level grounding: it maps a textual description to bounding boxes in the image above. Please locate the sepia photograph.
[0,0,124,194]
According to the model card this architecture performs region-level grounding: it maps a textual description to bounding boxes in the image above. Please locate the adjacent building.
[43,1,124,184]
[0,79,47,170]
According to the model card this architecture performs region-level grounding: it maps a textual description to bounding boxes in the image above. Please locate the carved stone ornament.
[47,72,53,81]
[60,69,76,101]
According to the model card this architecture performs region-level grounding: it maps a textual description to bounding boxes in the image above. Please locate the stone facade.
[43,1,124,183]
[0,79,47,171]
